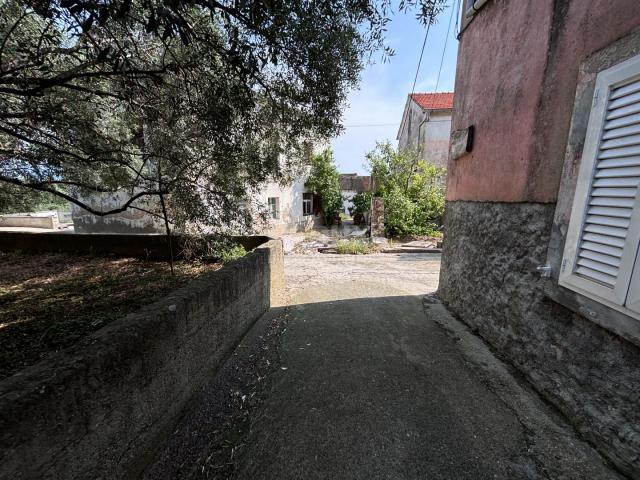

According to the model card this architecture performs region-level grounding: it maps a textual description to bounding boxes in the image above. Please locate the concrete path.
[144,253,621,480]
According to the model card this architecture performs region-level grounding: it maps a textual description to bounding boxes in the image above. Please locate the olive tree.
[0,0,446,230]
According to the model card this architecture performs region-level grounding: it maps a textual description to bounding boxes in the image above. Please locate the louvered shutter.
[560,55,640,308]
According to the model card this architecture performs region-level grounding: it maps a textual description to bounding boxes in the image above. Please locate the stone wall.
[439,201,640,478]
[0,213,59,229]
[71,191,164,233]
[370,197,384,237]
[0,232,271,260]
[0,239,284,480]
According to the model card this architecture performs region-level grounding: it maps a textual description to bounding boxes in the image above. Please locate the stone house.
[339,174,372,215]
[258,175,319,236]
[397,92,453,169]
[440,0,640,477]
[72,175,319,236]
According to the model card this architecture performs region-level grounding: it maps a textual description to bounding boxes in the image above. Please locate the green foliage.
[350,192,373,216]
[0,0,447,233]
[336,239,373,255]
[0,185,68,214]
[366,142,445,237]
[218,244,247,264]
[180,236,246,263]
[306,148,343,226]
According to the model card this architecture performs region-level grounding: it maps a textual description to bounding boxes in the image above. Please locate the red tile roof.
[410,92,454,110]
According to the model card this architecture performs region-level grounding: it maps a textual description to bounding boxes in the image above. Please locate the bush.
[181,236,247,263]
[336,239,373,254]
[306,148,343,225]
[349,191,372,216]
[384,187,443,237]
[365,142,445,237]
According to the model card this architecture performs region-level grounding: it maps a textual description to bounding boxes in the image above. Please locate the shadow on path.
[143,292,618,480]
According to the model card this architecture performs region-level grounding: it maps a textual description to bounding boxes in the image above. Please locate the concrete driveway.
[144,253,620,480]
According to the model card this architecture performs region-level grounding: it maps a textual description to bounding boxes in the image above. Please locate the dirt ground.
[0,252,219,380]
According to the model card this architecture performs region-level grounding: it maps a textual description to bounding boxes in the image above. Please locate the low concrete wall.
[439,201,640,477]
[0,213,58,229]
[0,232,271,260]
[0,239,284,479]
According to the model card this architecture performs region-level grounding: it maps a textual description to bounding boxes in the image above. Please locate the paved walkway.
[144,254,620,480]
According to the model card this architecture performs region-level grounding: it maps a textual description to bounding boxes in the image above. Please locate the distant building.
[339,174,372,215]
[397,92,453,169]
[258,175,319,236]
[72,175,320,236]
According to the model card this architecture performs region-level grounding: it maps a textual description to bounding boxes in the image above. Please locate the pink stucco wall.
[447,0,640,203]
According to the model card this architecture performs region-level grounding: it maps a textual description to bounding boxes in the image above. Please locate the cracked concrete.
[144,253,623,480]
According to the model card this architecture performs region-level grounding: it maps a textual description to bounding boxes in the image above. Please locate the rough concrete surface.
[144,253,620,480]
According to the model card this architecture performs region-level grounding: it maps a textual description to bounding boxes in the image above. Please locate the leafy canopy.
[0,0,447,230]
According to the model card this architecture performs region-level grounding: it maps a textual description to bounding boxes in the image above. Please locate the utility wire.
[435,0,456,92]
[345,119,452,128]
[410,21,432,94]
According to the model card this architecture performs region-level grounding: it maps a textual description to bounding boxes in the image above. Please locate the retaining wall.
[0,214,58,229]
[0,232,270,260]
[0,238,284,479]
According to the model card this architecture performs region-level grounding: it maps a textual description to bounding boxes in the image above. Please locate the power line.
[435,0,456,92]
[410,21,432,94]
[344,123,398,128]
[344,119,452,128]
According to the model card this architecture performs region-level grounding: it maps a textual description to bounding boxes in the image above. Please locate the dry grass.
[0,252,220,381]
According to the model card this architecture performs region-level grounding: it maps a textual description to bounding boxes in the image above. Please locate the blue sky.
[331,1,460,174]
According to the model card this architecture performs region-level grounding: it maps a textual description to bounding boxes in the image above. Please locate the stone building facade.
[72,176,318,236]
[440,1,640,477]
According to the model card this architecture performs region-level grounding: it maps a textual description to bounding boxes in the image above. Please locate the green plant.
[0,1,447,231]
[350,191,373,216]
[181,236,246,263]
[365,142,445,237]
[218,244,247,263]
[336,239,373,255]
[306,148,343,226]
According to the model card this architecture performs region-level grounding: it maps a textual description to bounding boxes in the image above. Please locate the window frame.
[559,54,640,312]
[267,197,280,220]
[545,30,640,347]
[302,193,313,216]
[558,55,640,312]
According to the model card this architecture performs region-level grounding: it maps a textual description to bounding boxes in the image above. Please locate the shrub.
[350,191,372,216]
[181,236,246,263]
[306,148,343,225]
[365,142,445,237]
[336,239,373,254]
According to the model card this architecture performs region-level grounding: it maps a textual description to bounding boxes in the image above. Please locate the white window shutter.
[560,55,640,308]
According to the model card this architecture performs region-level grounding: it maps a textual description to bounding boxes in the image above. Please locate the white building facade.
[397,92,454,169]
[257,175,318,236]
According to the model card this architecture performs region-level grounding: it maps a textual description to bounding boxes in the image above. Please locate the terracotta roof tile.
[410,92,454,110]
